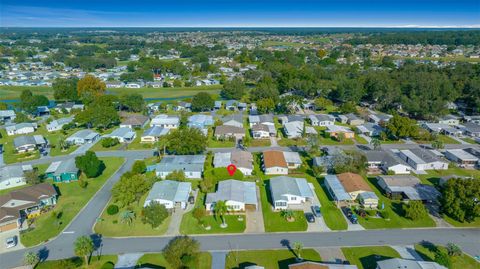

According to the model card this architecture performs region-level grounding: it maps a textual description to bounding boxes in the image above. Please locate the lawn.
[125,130,156,150]
[417,168,480,186]
[94,193,171,237]
[0,129,40,164]
[442,215,480,228]
[309,177,348,230]
[461,137,478,144]
[355,177,436,229]
[136,252,212,269]
[20,157,124,247]
[277,137,307,147]
[260,180,308,232]
[342,246,401,269]
[414,243,479,269]
[207,136,236,148]
[36,255,118,269]
[249,138,271,147]
[225,249,322,269]
[355,136,369,144]
[415,135,460,145]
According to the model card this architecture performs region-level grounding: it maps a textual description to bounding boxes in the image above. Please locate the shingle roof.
[206,179,257,206]
[142,126,170,137]
[263,150,287,168]
[215,125,245,136]
[156,155,205,173]
[45,159,78,176]
[336,173,372,193]
[145,180,191,203]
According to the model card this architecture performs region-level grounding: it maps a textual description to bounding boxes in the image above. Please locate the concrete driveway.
[165,190,197,236]
[0,229,24,254]
[289,183,330,232]
[245,186,265,233]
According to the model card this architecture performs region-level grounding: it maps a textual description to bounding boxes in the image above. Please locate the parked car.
[0,144,3,154]
[311,205,321,217]
[341,206,353,218]
[305,212,315,223]
[350,214,359,224]
[5,236,17,248]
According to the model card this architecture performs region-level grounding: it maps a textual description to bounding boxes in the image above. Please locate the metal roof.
[205,179,257,206]
[156,155,206,173]
[324,175,352,201]
[269,176,314,202]
[145,180,192,203]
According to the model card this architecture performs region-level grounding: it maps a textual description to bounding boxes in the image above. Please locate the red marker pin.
[227,164,237,176]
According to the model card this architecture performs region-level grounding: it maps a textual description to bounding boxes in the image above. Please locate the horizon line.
[2,26,480,29]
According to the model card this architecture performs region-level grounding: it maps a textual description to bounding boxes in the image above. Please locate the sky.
[1,0,479,28]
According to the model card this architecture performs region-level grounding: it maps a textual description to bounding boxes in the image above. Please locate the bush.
[366,210,376,216]
[102,137,120,148]
[107,205,119,215]
[78,179,88,188]
[380,210,390,219]
[100,261,115,269]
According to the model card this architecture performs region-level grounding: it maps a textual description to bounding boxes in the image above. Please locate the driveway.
[0,229,24,254]
[115,253,142,269]
[392,245,424,260]
[289,184,330,232]
[245,186,265,233]
[165,190,197,236]
[72,142,95,155]
[339,208,365,231]
[314,247,346,263]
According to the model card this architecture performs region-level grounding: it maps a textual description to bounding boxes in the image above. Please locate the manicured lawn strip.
[36,255,118,269]
[125,129,156,150]
[20,157,124,247]
[442,215,480,228]
[249,138,271,147]
[94,193,171,236]
[379,139,404,144]
[225,249,322,269]
[309,177,348,230]
[417,168,480,186]
[356,177,435,229]
[415,135,460,145]
[179,193,246,234]
[0,184,28,195]
[137,252,212,269]
[461,137,477,144]
[355,136,369,144]
[207,138,235,148]
[260,180,307,232]
[342,246,401,269]
[0,129,40,164]
[414,243,479,269]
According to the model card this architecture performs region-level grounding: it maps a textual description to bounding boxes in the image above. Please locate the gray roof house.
[46,117,73,132]
[308,114,335,126]
[144,180,192,209]
[356,123,383,137]
[150,114,180,128]
[13,135,47,152]
[345,113,364,126]
[377,175,441,201]
[0,165,33,190]
[377,258,447,269]
[398,149,448,171]
[66,129,100,145]
[269,176,314,210]
[141,126,170,143]
[0,110,16,122]
[363,150,411,174]
[105,127,136,143]
[283,121,304,138]
[155,155,206,179]
[6,122,37,136]
[205,179,258,211]
[324,175,352,202]
[213,151,254,175]
[248,114,274,127]
[214,125,245,141]
[221,113,244,128]
[368,112,392,124]
[460,122,480,137]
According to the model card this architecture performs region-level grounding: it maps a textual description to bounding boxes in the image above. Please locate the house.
[376,175,440,202]
[248,114,274,127]
[336,173,374,201]
[308,114,335,127]
[36,106,50,116]
[150,114,180,129]
[0,183,57,232]
[324,174,354,203]
[444,149,479,168]
[345,113,364,126]
[144,180,192,209]
[13,135,47,153]
[278,115,304,125]
[438,114,460,125]
[188,114,214,135]
[174,102,191,111]
[357,191,380,209]
[283,151,302,169]
[214,125,245,141]
[221,114,243,128]
[238,102,247,111]
[325,125,355,139]
[54,102,84,113]
[6,122,37,136]
[141,126,170,143]
[363,150,411,174]
[356,123,383,137]
[368,112,392,124]
[120,114,149,129]
[225,100,239,110]
[206,180,258,211]
[45,159,79,182]
[377,258,446,269]
[105,127,136,143]
[154,155,206,179]
[46,117,73,132]
[214,151,254,175]
[66,129,100,145]
[262,150,288,175]
[289,261,358,269]
[214,101,222,110]
[283,121,304,139]
[147,102,163,112]
[269,176,314,210]
[460,122,480,137]
[398,149,448,171]
[0,110,16,122]
[0,165,33,190]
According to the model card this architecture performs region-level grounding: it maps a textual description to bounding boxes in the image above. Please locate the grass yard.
[414,243,479,269]
[36,255,117,269]
[94,193,171,237]
[415,134,460,145]
[207,136,236,148]
[0,129,40,164]
[355,136,369,144]
[461,137,478,144]
[277,137,307,147]
[442,215,480,228]
[417,168,480,186]
[225,249,322,269]
[342,246,401,269]
[310,177,348,230]
[124,130,156,150]
[20,157,124,247]
[248,139,271,147]
[260,180,308,232]
[136,252,212,269]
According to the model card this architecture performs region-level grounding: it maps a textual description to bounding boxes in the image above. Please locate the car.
[311,205,321,217]
[5,236,17,249]
[349,214,358,224]
[0,144,3,154]
[305,212,315,223]
[341,206,353,218]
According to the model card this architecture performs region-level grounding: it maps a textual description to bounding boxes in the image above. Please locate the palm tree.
[293,241,304,260]
[74,235,94,266]
[156,136,169,156]
[280,209,295,222]
[431,140,444,150]
[58,135,69,151]
[23,251,39,267]
[119,210,135,226]
[370,138,381,150]
[214,200,229,227]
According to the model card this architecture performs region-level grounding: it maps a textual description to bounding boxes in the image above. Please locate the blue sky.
[1,0,479,27]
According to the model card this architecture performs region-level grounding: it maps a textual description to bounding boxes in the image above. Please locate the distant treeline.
[348,30,480,45]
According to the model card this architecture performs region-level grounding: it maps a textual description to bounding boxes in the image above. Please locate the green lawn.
[207,136,236,148]
[94,193,171,237]
[310,177,348,230]
[355,178,436,229]
[249,138,271,147]
[124,130,156,150]
[36,255,117,269]
[415,243,479,269]
[342,246,401,269]
[355,136,369,144]
[136,252,212,269]
[225,249,322,269]
[277,137,307,147]
[461,137,478,144]
[0,129,40,164]
[417,168,480,186]
[415,134,460,145]
[20,157,124,247]
[442,215,480,228]
[260,180,308,232]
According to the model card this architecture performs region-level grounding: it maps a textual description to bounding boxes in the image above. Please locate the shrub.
[78,179,88,188]
[112,220,118,224]
[102,137,120,148]
[380,210,390,219]
[366,210,376,216]
[107,205,119,215]
[100,261,115,269]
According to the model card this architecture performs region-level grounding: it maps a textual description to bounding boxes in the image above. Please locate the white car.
[5,236,17,248]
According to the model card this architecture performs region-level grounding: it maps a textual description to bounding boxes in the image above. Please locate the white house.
[262,150,288,175]
[6,123,36,136]
[308,114,335,127]
[444,149,479,168]
[144,180,192,210]
[214,151,254,176]
[398,149,448,171]
[154,155,206,179]
[46,117,73,132]
[66,129,100,145]
[150,114,180,129]
[205,180,258,211]
[105,127,136,143]
[0,165,33,190]
[269,176,314,210]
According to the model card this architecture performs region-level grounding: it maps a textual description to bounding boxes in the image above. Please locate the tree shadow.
[132,263,165,269]
[280,239,297,258]
[416,240,438,261]
[37,246,49,262]
[359,254,396,269]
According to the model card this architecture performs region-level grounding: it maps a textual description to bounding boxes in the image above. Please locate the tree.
[191,92,214,112]
[120,93,145,112]
[250,77,279,102]
[75,101,119,129]
[293,241,304,260]
[23,251,39,267]
[53,78,79,101]
[281,209,295,221]
[165,170,186,181]
[446,242,462,257]
[214,200,228,227]
[441,178,480,223]
[221,77,246,100]
[163,236,200,269]
[101,137,120,148]
[75,151,105,178]
[19,89,49,114]
[24,169,41,185]
[386,114,419,139]
[74,235,94,266]
[77,74,106,104]
[192,206,206,224]
[431,139,444,149]
[58,135,69,151]
[434,251,452,268]
[256,98,275,114]
[119,210,135,226]
[331,150,367,174]
[164,127,207,155]
[141,201,169,228]
[314,97,333,110]
[403,201,428,220]
[112,173,151,207]
[131,160,147,174]
[370,138,381,150]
